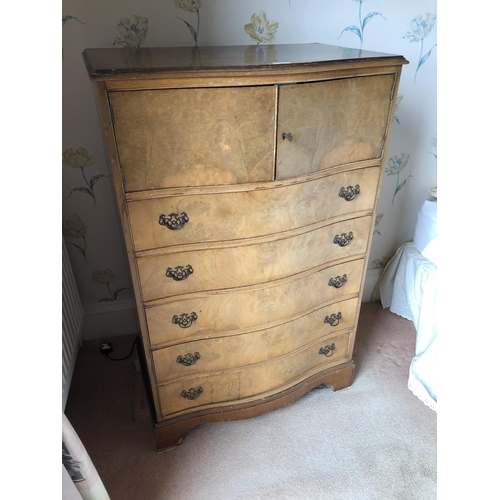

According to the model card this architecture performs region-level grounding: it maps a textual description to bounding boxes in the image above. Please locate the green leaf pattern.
[174,0,202,46]
[338,0,385,49]
[63,214,88,263]
[92,269,130,303]
[385,154,411,205]
[63,147,108,205]
[369,256,390,270]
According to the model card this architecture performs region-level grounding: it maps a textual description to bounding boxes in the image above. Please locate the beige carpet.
[65,301,437,499]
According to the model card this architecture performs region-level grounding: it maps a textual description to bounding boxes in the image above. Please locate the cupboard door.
[109,86,276,191]
[276,74,395,179]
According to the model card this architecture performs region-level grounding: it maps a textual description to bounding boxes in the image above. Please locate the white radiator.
[62,238,85,410]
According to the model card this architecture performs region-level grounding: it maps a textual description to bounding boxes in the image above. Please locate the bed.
[376,194,437,411]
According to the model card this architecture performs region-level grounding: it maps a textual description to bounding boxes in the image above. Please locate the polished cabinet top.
[83,43,408,79]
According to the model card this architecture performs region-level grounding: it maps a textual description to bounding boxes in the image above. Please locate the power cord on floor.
[100,336,139,361]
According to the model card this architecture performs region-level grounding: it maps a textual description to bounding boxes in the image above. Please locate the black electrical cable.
[105,336,139,361]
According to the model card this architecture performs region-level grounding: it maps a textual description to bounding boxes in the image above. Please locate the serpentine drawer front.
[157,331,351,419]
[127,167,379,251]
[84,43,407,451]
[146,259,365,347]
[153,298,358,384]
[137,216,372,302]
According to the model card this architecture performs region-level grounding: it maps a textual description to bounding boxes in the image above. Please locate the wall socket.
[101,342,113,354]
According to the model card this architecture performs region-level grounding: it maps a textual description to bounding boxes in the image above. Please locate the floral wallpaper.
[62,0,436,329]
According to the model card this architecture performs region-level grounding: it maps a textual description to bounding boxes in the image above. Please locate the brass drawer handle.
[319,343,336,357]
[333,232,353,247]
[328,274,347,289]
[324,312,342,327]
[177,352,201,366]
[166,265,193,281]
[181,386,203,400]
[158,212,189,230]
[339,185,360,201]
[282,132,293,142]
[172,312,198,328]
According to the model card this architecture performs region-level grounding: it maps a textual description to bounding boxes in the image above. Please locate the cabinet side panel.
[93,82,163,421]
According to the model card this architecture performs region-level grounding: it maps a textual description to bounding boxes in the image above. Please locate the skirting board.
[81,270,382,340]
[82,299,140,340]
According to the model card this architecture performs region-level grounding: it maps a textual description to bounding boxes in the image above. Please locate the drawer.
[109,86,276,191]
[146,259,364,347]
[138,216,372,302]
[128,167,380,251]
[153,298,358,384]
[276,74,395,179]
[157,331,350,418]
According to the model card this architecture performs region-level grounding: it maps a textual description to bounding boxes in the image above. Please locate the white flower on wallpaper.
[63,214,88,263]
[385,153,411,205]
[113,15,148,48]
[92,269,130,302]
[403,13,436,83]
[63,147,108,205]
[175,0,203,46]
[338,0,385,49]
[244,11,279,44]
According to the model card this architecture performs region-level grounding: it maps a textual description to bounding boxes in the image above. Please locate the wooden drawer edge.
[125,161,381,201]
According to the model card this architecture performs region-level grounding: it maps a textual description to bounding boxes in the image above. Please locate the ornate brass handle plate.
[172,312,198,328]
[181,386,203,400]
[318,343,336,357]
[158,212,189,230]
[328,274,347,289]
[333,232,353,247]
[176,352,201,366]
[339,184,360,201]
[324,312,342,327]
[166,265,193,281]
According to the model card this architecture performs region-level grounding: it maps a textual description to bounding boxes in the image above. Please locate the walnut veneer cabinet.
[83,44,408,451]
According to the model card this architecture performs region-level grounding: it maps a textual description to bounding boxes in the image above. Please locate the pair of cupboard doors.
[109,73,395,193]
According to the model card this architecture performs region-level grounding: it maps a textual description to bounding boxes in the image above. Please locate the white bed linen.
[378,242,437,411]
[413,199,437,253]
